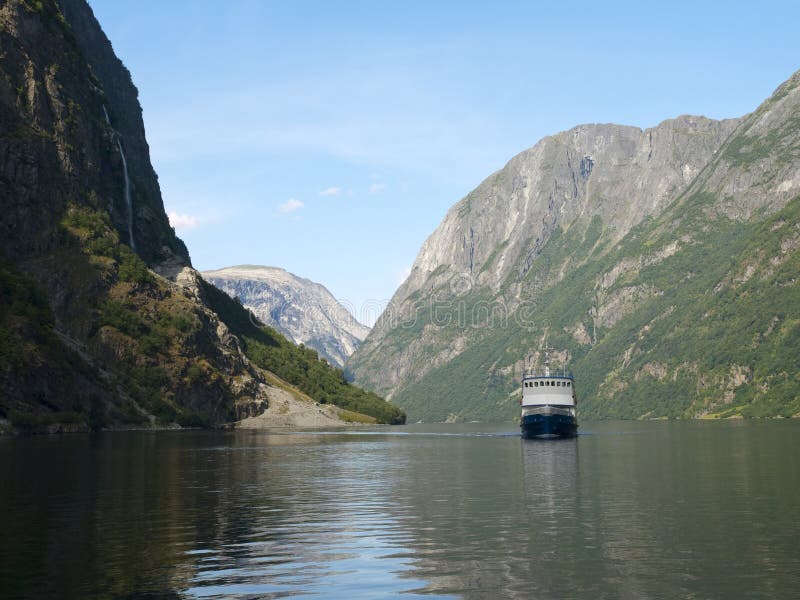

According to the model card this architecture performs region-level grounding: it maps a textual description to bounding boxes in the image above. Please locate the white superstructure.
[520,355,576,418]
[521,372,575,407]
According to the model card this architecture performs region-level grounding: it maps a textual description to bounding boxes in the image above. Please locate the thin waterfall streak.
[104,104,135,252]
[116,138,135,252]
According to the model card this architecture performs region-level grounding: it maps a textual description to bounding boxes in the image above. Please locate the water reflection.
[1,422,799,599]
[175,434,436,599]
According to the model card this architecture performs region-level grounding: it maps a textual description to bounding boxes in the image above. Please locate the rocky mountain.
[203,265,369,368]
[348,70,800,422]
[0,0,403,431]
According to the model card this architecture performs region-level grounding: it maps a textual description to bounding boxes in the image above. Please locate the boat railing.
[522,369,574,379]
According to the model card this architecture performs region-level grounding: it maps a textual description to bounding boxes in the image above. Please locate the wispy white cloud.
[168,211,200,230]
[319,186,341,197]
[278,198,304,213]
[369,182,387,194]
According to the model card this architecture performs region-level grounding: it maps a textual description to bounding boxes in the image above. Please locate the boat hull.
[520,413,577,439]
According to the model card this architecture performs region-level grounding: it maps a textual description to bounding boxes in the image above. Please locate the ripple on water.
[2,422,799,599]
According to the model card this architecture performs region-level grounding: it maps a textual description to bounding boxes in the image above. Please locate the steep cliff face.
[350,115,739,401]
[396,116,739,304]
[348,70,800,422]
[203,266,370,368]
[57,0,189,267]
[664,70,800,221]
[1,0,189,268]
[0,0,269,430]
[0,0,403,431]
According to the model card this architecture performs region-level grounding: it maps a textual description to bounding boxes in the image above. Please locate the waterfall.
[103,105,136,252]
[116,138,136,252]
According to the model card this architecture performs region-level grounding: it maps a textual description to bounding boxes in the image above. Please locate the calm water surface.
[1,421,799,599]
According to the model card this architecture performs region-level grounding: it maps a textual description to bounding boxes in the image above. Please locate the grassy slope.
[58,205,238,428]
[1,1,404,431]
[3,203,406,430]
[382,78,800,422]
[391,195,800,421]
[200,280,406,424]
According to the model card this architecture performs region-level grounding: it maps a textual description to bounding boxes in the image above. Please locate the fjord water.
[1,421,798,599]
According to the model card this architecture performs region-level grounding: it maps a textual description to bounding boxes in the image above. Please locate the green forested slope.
[201,281,406,424]
[354,70,800,422]
[391,194,800,421]
[0,1,402,431]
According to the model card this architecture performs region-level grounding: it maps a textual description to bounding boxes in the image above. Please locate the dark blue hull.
[520,413,577,439]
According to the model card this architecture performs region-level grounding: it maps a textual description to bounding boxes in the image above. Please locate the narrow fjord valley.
[2,0,799,430]
[2,2,800,599]
[0,0,403,432]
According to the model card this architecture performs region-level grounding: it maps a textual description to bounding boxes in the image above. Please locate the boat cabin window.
[567,382,571,387]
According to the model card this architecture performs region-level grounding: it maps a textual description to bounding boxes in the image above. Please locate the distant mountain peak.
[203,266,369,368]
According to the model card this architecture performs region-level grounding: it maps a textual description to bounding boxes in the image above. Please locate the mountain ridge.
[203,265,370,368]
[351,114,740,400]
[348,69,800,422]
[0,0,404,431]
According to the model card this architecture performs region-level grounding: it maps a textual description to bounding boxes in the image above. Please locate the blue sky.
[88,0,799,325]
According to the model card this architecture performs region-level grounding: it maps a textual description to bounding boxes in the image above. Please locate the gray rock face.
[348,68,800,422]
[350,115,739,397]
[397,116,739,304]
[203,266,370,368]
[680,71,800,219]
[0,0,336,428]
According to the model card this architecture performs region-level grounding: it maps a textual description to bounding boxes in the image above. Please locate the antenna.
[543,345,553,377]
[539,321,553,377]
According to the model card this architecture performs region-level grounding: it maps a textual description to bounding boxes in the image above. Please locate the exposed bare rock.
[349,68,800,422]
[0,1,358,430]
[350,116,738,399]
[203,265,370,368]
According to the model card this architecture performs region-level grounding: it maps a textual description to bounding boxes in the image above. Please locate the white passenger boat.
[520,349,577,438]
